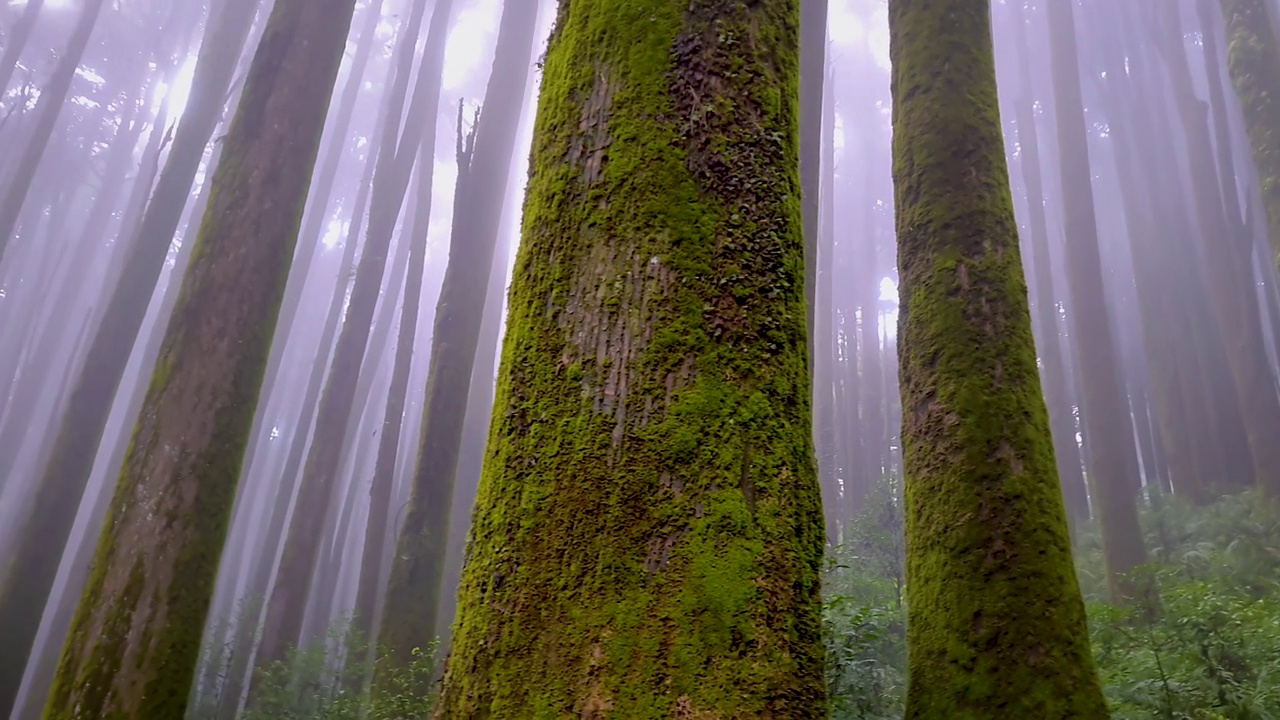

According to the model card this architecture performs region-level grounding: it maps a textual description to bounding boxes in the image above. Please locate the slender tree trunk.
[380,0,538,668]
[0,0,44,95]
[41,0,357,715]
[0,5,260,712]
[436,1,826,715]
[1046,0,1149,600]
[351,115,442,653]
[1009,5,1089,526]
[236,0,386,486]
[0,0,105,263]
[255,0,448,671]
[1156,1,1280,496]
[890,0,1108,716]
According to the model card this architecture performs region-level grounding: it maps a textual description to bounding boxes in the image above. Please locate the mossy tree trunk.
[434,1,826,717]
[41,0,357,716]
[888,0,1109,716]
[1045,0,1149,600]
[1220,0,1280,273]
[0,2,259,714]
[379,0,536,668]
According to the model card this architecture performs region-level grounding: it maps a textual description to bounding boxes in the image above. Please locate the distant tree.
[40,0,358,716]
[0,1,259,714]
[1045,0,1149,601]
[254,0,449,673]
[379,0,537,670]
[888,0,1108,716]
[435,0,827,716]
[0,0,105,263]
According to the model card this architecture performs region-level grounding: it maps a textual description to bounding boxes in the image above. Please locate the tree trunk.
[889,0,1108,716]
[1045,0,1149,601]
[0,0,44,95]
[0,3,260,714]
[1155,1,1280,496]
[0,0,104,263]
[254,0,448,671]
[350,111,442,654]
[1220,0,1280,271]
[435,1,826,716]
[41,0,357,716]
[1009,7,1090,526]
[380,0,538,670]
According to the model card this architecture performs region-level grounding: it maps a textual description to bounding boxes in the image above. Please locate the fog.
[1,0,1278,717]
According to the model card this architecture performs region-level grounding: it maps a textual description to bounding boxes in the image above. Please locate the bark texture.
[888,0,1108,716]
[41,0,356,716]
[435,0,826,717]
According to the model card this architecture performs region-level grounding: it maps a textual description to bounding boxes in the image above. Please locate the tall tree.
[254,0,450,670]
[435,0,827,716]
[41,0,358,715]
[888,0,1108,716]
[1220,0,1280,272]
[1008,2,1089,524]
[0,0,43,94]
[0,2,260,713]
[0,0,105,264]
[1045,0,1148,599]
[379,0,538,667]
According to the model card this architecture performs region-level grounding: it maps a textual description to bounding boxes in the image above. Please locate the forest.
[1,0,1279,717]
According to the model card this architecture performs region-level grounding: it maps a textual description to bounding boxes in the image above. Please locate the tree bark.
[0,2,259,714]
[435,1,827,716]
[889,0,1108,716]
[41,0,357,715]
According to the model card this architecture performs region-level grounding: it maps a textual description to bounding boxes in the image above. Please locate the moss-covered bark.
[434,0,826,717]
[1220,0,1280,272]
[40,1,356,717]
[889,0,1108,716]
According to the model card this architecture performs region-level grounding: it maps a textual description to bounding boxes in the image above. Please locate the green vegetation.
[824,482,1280,720]
[190,614,439,720]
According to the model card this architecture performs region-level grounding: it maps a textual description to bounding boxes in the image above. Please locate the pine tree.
[435,0,826,717]
[41,1,357,716]
[888,0,1109,716]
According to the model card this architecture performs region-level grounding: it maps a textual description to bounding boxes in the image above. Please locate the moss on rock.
[434,1,826,717]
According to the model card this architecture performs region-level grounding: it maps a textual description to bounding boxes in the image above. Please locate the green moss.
[888,0,1108,717]
[41,2,357,718]
[435,0,824,718]
[1222,0,1280,283]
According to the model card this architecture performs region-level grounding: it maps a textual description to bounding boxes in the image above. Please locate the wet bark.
[41,0,357,716]
[436,0,827,716]
[890,0,1108,716]
[0,3,259,714]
